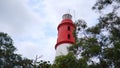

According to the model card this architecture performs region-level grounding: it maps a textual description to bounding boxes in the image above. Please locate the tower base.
[56,43,72,56]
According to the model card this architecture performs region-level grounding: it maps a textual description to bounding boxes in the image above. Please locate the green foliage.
[87,26,100,34]
[73,19,87,42]
[53,53,88,68]
[92,0,120,10]
[0,32,21,68]
[54,53,76,68]
[37,60,51,68]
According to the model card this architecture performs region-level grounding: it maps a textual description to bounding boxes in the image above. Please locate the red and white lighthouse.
[55,14,75,56]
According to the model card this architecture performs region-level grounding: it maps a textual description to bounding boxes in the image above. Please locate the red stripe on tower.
[55,14,75,56]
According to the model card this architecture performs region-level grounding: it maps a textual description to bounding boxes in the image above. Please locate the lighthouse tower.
[55,14,75,56]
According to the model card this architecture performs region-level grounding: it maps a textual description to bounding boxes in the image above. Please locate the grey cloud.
[0,0,39,35]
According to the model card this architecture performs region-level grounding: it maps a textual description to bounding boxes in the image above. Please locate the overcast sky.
[0,0,100,63]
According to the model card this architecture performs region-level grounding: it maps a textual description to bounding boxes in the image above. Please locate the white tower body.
[56,43,72,56]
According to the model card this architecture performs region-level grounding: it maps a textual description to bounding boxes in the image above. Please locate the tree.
[91,0,120,67]
[37,60,51,68]
[53,53,79,68]
[92,0,120,11]
[0,32,23,68]
[76,0,120,68]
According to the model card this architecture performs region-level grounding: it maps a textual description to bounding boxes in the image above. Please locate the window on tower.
[68,34,70,39]
[68,26,70,31]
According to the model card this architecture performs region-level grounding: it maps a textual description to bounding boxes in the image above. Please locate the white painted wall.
[56,43,72,56]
